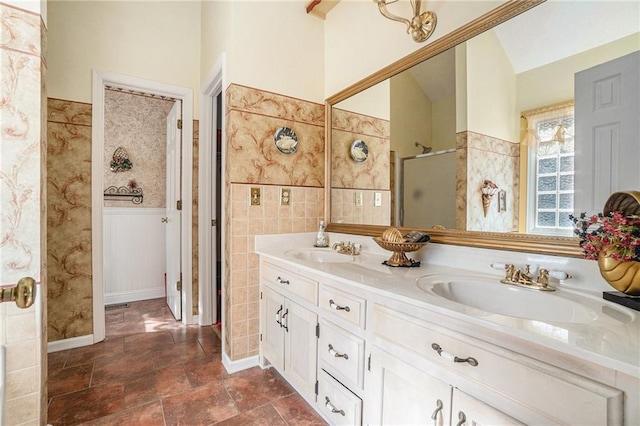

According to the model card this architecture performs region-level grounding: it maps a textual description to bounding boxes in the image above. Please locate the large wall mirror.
[326,0,639,257]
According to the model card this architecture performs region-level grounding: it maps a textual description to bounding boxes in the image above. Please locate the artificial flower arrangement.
[570,211,640,262]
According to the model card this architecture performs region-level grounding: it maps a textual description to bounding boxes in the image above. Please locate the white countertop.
[255,232,640,378]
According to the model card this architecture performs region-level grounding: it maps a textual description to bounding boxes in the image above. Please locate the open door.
[165,101,182,320]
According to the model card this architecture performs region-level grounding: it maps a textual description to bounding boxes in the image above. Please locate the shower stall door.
[399,149,457,229]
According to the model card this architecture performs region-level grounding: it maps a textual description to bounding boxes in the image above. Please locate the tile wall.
[224,84,325,360]
[330,188,391,225]
[0,3,47,423]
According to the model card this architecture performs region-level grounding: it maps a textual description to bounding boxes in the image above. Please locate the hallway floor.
[47,298,326,425]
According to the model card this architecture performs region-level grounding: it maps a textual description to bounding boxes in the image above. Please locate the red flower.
[570,212,640,262]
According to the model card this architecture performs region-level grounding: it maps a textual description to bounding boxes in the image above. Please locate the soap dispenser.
[315,220,329,247]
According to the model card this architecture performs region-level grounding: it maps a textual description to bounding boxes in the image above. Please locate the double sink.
[284,247,634,326]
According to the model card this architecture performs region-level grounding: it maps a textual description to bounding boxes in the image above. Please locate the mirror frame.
[324,0,582,258]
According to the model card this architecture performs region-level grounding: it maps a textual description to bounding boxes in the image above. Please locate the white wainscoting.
[103,207,166,304]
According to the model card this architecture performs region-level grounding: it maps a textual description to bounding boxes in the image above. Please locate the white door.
[165,101,182,319]
[367,347,452,426]
[261,287,285,371]
[283,300,318,400]
[574,51,640,215]
[451,388,524,426]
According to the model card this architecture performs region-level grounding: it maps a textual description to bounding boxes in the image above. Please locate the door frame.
[91,70,194,342]
[198,54,226,331]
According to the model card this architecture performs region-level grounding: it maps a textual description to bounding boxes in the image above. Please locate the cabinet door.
[367,347,452,426]
[261,287,285,371]
[451,388,524,426]
[284,300,318,400]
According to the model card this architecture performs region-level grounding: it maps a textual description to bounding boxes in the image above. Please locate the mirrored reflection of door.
[575,51,640,215]
[400,150,456,229]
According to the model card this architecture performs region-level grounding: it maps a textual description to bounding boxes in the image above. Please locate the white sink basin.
[285,248,360,264]
[417,278,599,324]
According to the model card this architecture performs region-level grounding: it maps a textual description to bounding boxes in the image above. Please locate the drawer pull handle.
[430,399,443,421]
[276,276,290,285]
[328,344,349,360]
[325,397,345,416]
[329,299,350,312]
[275,305,283,327]
[431,343,478,367]
[455,411,466,426]
[281,308,289,332]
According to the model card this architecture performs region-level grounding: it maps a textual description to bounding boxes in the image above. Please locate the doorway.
[102,88,179,315]
[197,57,224,351]
[215,93,223,327]
[91,70,194,343]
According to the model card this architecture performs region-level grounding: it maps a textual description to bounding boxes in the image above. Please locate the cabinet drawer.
[317,369,362,426]
[262,262,318,305]
[319,285,365,328]
[319,319,365,391]
[372,304,623,425]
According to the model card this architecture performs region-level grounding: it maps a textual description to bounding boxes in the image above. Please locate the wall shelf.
[103,186,143,204]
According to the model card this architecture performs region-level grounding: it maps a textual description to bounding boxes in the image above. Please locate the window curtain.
[521,101,574,155]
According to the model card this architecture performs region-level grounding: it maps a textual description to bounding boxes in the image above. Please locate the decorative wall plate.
[350,139,369,162]
[110,146,133,172]
[274,127,298,154]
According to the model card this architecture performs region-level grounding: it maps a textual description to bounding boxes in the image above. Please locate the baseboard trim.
[105,289,165,305]
[47,334,95,353]
[222,352,259,374]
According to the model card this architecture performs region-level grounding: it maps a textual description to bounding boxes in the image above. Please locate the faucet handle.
[549,270,572,280]
[490,262,507,270]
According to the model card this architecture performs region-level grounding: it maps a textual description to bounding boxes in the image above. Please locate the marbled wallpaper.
[1,3,47,424]
[331,108,390,190]
[192,121,199,316]
[457,130,520,232]
[104,89,175,208]
[224,84,325,360]
[47,99,93,341]
[226,84,324,187]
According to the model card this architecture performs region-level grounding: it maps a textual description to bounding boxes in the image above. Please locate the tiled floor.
[47,298,326,425]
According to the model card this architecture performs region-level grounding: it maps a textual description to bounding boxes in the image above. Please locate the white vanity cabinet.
[367,346,522,426]
[370,304,625,425]
[256,243,638,426]
[316,284,367,425]
[260,262,318,401]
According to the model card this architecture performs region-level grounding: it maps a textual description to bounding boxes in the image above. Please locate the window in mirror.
[524,102,575,236]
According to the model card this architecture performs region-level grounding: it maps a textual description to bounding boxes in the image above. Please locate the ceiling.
[306,0,340,19]
[491,0,639,73]
[316,0,638,102]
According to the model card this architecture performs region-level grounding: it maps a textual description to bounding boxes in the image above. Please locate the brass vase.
[597,253,640,295]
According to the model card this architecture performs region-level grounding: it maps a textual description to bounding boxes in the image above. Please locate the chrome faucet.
[332,241,360,255]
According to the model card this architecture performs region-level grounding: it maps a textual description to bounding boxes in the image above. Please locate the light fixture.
[375,0,437,43]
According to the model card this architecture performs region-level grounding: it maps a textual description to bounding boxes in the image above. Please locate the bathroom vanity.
[256,233,640,426]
